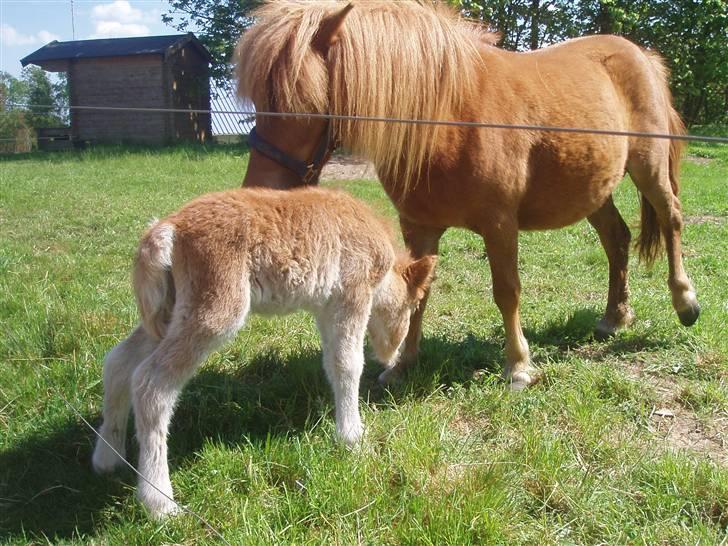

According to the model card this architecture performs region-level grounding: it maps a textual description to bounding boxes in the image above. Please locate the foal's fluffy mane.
[235,1,491,189]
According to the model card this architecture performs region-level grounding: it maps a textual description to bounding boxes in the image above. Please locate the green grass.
[1,142,726,544]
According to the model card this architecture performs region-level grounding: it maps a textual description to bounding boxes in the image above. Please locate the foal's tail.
[636,51,686,266]
[134,221,176,339]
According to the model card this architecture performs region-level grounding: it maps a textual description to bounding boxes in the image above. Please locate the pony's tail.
[134,221,176,340]
[636,51,686,266]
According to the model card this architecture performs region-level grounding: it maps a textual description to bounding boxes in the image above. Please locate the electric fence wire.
[3,102,728,144]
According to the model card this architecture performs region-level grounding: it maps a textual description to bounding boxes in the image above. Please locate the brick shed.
[21,34,212,145]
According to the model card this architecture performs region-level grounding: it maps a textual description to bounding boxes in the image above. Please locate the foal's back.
[164,187,396,313]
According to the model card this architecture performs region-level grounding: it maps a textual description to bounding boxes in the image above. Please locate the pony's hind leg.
[587,196,635,339]
[93,325,159,473]
[628,154,700,326]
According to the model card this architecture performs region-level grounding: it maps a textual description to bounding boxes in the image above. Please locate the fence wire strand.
[4,102,728,144]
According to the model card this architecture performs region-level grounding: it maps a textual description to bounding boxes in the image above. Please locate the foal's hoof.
[92,444,125,474]
[506,368,542,391]
[337,422,364,448]
[377,366,404,387]
[139,492,180,520]
[678,302,700,327]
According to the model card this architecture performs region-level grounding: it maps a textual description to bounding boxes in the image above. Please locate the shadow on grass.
[526,308,601,348]
[0,417,131,541]
[527,307,681,358]
[169,349,330,456]
[0,313,682,540]
[0,350,328,542]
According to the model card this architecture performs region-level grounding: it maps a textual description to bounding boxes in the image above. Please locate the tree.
[162,0,727,125]
[163,0,263,85]
[454,0,581,50]
[639,0,728,125]
[0,72,32,152]
[451,0,727,124]
[23,66,61,129]
[0,68,67,152]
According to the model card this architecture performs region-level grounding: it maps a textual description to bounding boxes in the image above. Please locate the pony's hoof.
[507,368,542,391]
[594,307,635,341]
[678,302,700,327]
[594,320,618,341]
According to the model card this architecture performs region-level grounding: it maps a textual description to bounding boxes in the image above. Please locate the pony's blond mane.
[235,1,490,189]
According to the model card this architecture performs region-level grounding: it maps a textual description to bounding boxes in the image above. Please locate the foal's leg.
[93,325,159,473]
[316,295,371,445]
[482,222,539,390]
[587,196,635,339]
[379,218,445,385]
[628,156,700,326]
[131,326,224,518]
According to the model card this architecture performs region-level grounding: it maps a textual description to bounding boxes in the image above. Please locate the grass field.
[1,140,726,544]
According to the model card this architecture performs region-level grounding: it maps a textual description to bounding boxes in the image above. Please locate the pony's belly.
[517,174,622,230]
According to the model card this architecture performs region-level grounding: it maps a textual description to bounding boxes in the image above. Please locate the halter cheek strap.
[248,123,336,185]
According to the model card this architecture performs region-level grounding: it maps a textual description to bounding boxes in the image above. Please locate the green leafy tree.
[0,71,30,109]
[23,66,60,129]
[1,68,67,152]
[162,0,727,124]
[163,0,263,85]
[452,0,727,124]
[455,0,581,50]
[640,0,728,124]
[0,72,32,152]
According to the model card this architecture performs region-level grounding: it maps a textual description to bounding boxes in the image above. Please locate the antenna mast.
[71,0,76,39]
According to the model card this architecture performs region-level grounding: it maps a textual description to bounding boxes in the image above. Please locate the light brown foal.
[92,187,436,517]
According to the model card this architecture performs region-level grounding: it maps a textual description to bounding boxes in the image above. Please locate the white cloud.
[90,1,155,38]
[37,30,61,43]
[0,24,60,47]
[0,24,35,46]
[91,21,150,38]
[92,1,143,24]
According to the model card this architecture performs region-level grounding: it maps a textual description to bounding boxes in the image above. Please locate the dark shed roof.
[21,33,212,67]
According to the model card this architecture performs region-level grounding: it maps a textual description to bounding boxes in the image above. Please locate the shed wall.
[69,55,169,144]
[166,45,212,142]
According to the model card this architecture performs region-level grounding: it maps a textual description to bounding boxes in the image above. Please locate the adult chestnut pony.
[235,1,700,389]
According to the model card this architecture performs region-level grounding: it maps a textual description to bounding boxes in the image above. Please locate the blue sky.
[1,0,195,76]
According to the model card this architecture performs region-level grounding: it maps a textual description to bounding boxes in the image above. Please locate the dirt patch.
[321,154,377,181]
[623,363,727,465]
[686,155,715,166]
[684,214,725,226]
[649,407,727,465]
[449,409,492,438]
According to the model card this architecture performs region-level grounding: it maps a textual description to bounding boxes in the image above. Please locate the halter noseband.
[248,122,337,185]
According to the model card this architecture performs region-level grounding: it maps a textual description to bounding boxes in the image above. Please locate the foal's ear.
[312,3,354,56]
[403,255,438,300]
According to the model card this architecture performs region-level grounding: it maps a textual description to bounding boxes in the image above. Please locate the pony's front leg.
[378,218,445,386]
[587,196,635,339]
[483,223,540,390]
[317,296,370,446]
